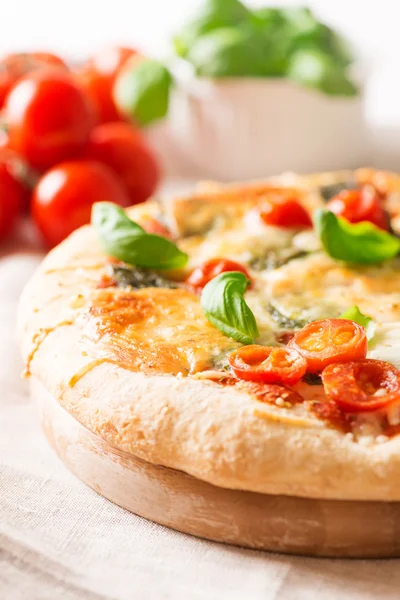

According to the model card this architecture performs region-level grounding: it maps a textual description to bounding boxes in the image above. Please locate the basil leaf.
[93,200,145,236]
[92,202,188,270]
[201,272,259,344]
[289,22,354,68]
[187,26,271,77]
[339,306,376,342]
[314,209,400,264]
[173,0,250,59]
[114,59,172,126]
[287,48,358,96]
[281,7,317,33]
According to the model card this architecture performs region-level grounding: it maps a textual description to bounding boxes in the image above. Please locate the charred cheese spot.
[79,288,241,376]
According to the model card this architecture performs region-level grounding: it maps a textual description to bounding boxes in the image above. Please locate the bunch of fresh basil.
[114,0,358,126]
[177,3,356,88]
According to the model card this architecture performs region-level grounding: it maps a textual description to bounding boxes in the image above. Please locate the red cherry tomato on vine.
[31,160,130,247]
[259,196,312,228]
[0,151,26,240]
[321,359,400,413]
[327,187,389,231]
[5,69,96,170]
[85,122,161,205]
[228,345,307,385]
[77,46,138,123]
[0,52,67,108]
[186,258,251,291]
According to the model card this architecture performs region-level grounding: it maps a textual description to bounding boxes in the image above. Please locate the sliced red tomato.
[327,187,389,231]
[141,216,172,238]
[321,360,400,413]
[259,196,312,228]
[96,274,117,289]
[76,47,138,123]
[228,345,307,385]
[288,319,368,373]
[186,258,251,291]
[0,52,67,108]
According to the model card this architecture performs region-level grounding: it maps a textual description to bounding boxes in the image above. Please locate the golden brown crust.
[17,170,400,501]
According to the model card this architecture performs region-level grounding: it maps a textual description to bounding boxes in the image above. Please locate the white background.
[1,0,400,169]
[0,0,395,61]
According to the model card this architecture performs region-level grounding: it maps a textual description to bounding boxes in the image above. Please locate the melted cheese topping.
[79,288,240,376]
[73,177,400,443]
[266,253,400,325]
[181,227,293,268]
[82,203,400,386]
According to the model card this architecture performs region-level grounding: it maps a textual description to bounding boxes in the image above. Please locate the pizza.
[17,167,400,501]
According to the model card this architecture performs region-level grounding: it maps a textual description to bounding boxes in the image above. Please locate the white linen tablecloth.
[1,244,400,600]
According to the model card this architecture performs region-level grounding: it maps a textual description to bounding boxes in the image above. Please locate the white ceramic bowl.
[168,73,369,181]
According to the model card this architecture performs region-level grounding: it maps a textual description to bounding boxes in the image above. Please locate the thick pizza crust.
[17,173,400,501]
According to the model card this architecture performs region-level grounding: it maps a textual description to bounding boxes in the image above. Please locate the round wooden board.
[31,377,400,558]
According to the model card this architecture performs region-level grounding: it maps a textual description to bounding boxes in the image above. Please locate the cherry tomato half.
[85,122,160,205]
[259,196,312,228]
[5,69,96,170]
[228,345,307,385]
[327,187,389,231]
[0,151,26,240]
[288,319,368,373]
[31,160,130,247]
[77,46,138,123]
[0,52,67,109]
[321,360,400,413]
[141,216,172,238]
[186,258,251,291]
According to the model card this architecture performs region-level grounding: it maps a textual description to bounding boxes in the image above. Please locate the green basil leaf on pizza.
[314,209,400,264]
[92,202,188,270]
[201,271,259,344]
[339,305,376,343]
